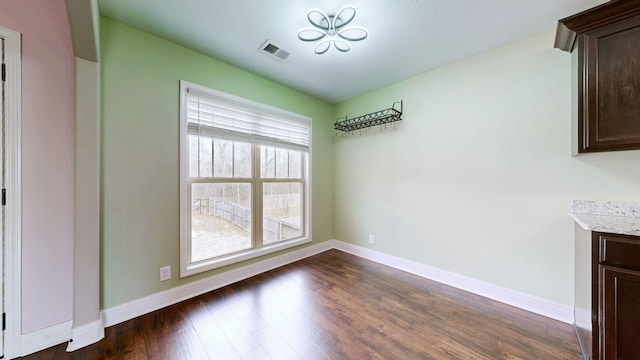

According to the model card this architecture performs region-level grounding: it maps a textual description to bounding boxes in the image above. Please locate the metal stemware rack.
[334,101,403,133]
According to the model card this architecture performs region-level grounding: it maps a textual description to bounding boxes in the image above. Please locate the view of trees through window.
[189,137,305,262]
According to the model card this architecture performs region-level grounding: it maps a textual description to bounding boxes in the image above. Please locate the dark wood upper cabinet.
[555,0,640,153]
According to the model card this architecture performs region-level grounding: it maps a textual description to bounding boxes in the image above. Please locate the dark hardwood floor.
[21,250,582,359]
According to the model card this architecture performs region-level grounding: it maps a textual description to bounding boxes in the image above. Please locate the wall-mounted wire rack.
[334,101,403,132]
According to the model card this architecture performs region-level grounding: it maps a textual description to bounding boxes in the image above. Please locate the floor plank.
[19,250,582,359]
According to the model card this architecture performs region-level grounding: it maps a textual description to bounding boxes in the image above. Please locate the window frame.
[179,81,312,277]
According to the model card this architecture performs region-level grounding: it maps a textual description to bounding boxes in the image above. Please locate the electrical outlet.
[369,234,375,244]
[160,265,171,281]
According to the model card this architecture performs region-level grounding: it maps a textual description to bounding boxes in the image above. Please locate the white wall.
[0,0,75,333]
[334,29,640,306]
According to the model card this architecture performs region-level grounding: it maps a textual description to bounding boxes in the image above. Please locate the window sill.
[180,237,311,277]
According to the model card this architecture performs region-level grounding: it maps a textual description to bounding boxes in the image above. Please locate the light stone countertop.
[571,200,640,237]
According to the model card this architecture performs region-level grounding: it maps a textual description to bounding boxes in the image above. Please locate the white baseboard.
[102,240,333,327]
[331,240,574,324]
[574,308,591,330]
[66,318,105,352]
[103,239,573,330]
[21,320,72,357]
[36,239,573,356]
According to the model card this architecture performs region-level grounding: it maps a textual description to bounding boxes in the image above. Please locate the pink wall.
[0,0,75,333]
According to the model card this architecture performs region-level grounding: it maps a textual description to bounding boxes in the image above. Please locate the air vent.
[260,40,291,61]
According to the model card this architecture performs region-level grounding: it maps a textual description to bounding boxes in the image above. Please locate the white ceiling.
[98,0,607,104]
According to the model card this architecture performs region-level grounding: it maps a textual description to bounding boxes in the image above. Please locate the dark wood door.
[600,265,640,359]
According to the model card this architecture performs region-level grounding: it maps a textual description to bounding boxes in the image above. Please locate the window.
[180,81,311,276]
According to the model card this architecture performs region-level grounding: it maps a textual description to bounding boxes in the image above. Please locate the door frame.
[0,25,22,359]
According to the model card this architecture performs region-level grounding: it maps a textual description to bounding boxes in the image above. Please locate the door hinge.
[1,63,5,82]
[2,313,5,331]
[2,188,5,206]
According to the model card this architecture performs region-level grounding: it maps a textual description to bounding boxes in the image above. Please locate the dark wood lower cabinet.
[583,232,640,359]
[600,266,640,359]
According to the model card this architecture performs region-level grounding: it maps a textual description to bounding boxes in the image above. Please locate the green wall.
[334,29,640,305]
[102,17,640,311]
[100,17,335,308]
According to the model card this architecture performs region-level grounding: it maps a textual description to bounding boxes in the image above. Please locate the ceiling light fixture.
[297,5,368,55]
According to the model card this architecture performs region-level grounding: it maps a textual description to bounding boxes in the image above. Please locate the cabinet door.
[600,265,640,359]
[578,15,640,152]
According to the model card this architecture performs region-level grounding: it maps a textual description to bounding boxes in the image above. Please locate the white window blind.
[186,87,310,151]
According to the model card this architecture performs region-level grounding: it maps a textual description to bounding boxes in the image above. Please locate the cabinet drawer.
[599,234,640,270]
